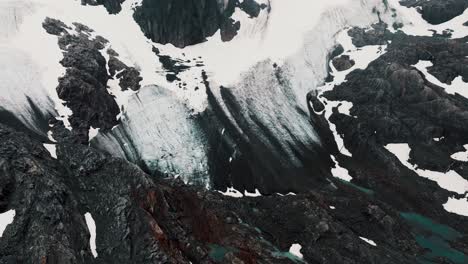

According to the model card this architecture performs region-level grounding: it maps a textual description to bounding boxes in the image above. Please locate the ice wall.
[94,86,210,186]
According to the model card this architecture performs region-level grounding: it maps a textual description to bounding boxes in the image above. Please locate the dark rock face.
[42,18,141,143]
[133,0,236,47]
[239,0,268,18]
[108,55,142,91]
[43,18,119,143]
[81,0,125,14]
[332,55,355,71]
[308,23,468,264]
[132,0,267,47]
[400,0,468,24]
[0,124,93,263]
[0,122,426,263]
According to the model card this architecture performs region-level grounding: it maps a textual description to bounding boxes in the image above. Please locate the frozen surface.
[330,155,353,182]
[218,187,244,198]
[2,0,396,188]
[43,143,57,159]
[288,243,303,259]
[359,236,377,246]
[0,210,15,237]
[94,86,210,185]
[444,195,468,217]
[84,212,97,258]
[451,145,468,162]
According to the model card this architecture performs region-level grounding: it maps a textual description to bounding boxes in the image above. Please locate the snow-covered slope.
[0,0,396,189]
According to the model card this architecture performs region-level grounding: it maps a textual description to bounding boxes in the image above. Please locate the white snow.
[414,60,468,99]
[359,236,377,246]
[385,143,468,195]
[218,187,244,198]
[329,206,336,209]
[451,144,468,162]
[385,143,468,217]
[288,243,303,259]
[88,127,100,141]
[84,212,98,258]
[443,195,468,217]
[0,210,15,237]
[244,189,262,197]
[330,155,353,182]
[387,0,468,38]
[276,192,297,196]
[2,0,396,189]
[43,143,57,159]
[314,28,388,158]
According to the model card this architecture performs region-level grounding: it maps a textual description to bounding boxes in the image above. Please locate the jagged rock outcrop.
[309,23,468,264]
[0,122,425,263]
[332,55,355,71]
[132,0,266,47]
[81,0,125,14]
[42,18,141,143]
[400,0,468,24]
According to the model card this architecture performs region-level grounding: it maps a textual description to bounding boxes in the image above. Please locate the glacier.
[1,0,398,191]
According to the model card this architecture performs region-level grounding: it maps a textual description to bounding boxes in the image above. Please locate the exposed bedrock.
[0,122,426,263]
[307,24,468,262]
[399,0,468,24]
[81,0,125,14]
[0,124,93,263]
[42,18,142,143]
[132,0,267,48]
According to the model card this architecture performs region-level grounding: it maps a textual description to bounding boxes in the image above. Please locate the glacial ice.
[2,0,397,188]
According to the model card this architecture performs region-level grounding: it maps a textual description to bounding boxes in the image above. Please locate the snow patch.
[289,243,303,259]
[219,187,244,198]
[443,195,468,217]
[244,189,262,197]
[330,155,353,182]
[43,143,57,159]
[386,143,468,217]
[385,143,468,195]
[451,144,468,162]
[84,212,98,258]
[0,210,15,237]
[414,60,468,99]
[359,236,377,246]
[88,127,100,141]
